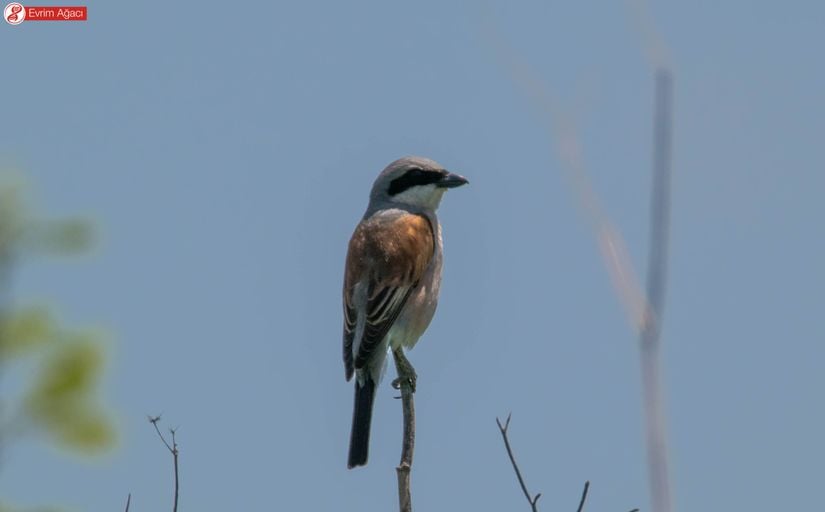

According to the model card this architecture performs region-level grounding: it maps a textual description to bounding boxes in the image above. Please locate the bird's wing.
[343,211,435,379]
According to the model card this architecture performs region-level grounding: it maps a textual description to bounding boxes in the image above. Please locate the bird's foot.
[391,374,417,393]
[391,349,417,393]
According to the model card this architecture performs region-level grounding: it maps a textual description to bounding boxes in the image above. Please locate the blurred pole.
[480,8,677,509]
[640,67,674,512]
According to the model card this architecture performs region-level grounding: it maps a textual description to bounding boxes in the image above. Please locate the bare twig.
[148,415,180,512]
[170,428,179,512]
[124,493,131,512]
[496,414,541,512]
[392,349,415,512]
[495,415,639,512]
[148,416,171,451]
[575,481,590,512]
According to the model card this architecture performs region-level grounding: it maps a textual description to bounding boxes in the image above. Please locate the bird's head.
[370,156,468,211]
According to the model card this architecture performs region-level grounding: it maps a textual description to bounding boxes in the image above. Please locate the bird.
[342,156,468,469]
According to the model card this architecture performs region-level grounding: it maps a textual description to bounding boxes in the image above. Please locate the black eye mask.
[388,168,445,196]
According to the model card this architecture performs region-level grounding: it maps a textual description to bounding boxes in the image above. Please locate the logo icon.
[4,2,25,24]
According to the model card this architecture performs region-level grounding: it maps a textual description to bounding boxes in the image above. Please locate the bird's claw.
[391,374,417,393]
[391,349,417,393]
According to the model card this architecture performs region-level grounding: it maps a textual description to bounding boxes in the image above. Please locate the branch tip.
[576,481,590,512]
[148,415,180,512]
[496,415,541,512]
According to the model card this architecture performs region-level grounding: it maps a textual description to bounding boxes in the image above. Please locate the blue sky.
[1,1,823,510]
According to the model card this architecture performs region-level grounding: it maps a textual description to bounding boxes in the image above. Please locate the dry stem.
[392,350,415,512]
[149,415,179,512]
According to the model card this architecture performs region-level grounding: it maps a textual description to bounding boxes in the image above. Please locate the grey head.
[368,156,469,212]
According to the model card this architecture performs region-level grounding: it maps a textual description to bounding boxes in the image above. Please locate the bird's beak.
[437,172,469,188]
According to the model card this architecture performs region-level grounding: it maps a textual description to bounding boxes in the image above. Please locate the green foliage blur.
[0,505,61,512]
[0,172,116,471]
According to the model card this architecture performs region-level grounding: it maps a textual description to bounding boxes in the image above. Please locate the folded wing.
[343,212,435,379]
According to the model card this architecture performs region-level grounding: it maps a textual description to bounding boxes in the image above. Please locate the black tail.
[348,377,376,469]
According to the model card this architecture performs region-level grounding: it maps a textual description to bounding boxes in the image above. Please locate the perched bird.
[343,156,468,469]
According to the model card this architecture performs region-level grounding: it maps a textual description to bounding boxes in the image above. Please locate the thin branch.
[148,415,180,512]
[170,428,179,512]
[496,414,541,512]
[124,493,131,512]
[392,349,415,512]
[148,415,172,452]
[576,481,590,512]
